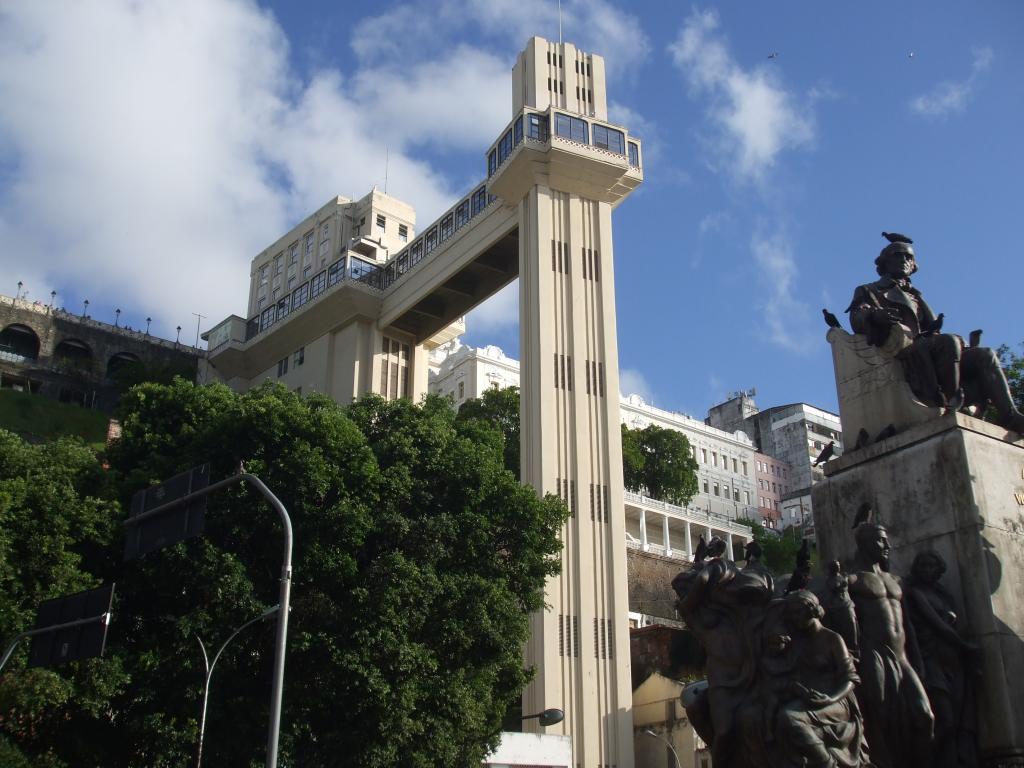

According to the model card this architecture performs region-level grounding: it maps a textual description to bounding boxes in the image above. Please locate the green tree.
[736,519,812,576]
[620,423,699,506]
[0,432,128,767]
[998,342,1024,411]
[455,386,521,475]
[91,380,565,767]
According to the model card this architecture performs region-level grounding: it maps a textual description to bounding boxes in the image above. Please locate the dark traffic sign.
[28,583,115,668]
[124,464,210,561]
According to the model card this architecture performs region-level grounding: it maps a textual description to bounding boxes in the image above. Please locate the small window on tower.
[398,224,408,241]
[376,214,386,232]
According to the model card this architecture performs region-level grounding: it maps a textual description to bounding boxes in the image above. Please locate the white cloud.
[750,227,815,353]
[911,47,994,118]
[0,0,481,339]
[351,0,650,81]
[619,367,653,401]
[668,9,814,181]
[465,280,519,334]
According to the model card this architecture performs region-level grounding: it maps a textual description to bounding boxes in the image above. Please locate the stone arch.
[0,323,40,361]
[106,351,141,379]
[53,338,94,374]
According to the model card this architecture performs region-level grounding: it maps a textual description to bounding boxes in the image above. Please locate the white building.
[428,344,755,564]
[707,392,843,531]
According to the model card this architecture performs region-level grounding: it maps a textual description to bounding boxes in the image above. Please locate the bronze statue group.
[672,522,976,768]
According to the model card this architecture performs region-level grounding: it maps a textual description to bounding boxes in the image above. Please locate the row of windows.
[558,614,580,657]
[701,479,750,505]
[276,346,305,378]
[757,459,788,478]
[552,239,570,274]
[487,112,640,179]
[758,478,787,494]
[372,185,493,291]
[760,496,780,510]
[698,448,748,476]
[544,50,593,78]
[380,336,410,401]
[249,255,380,340]
[594,617,614,660]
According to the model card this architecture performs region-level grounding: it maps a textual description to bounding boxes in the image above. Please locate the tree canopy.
[0,380,567,767]
[621,423,699,507]
[998,342,1023,411]
[736,519,813,576]
[454,386,520,476]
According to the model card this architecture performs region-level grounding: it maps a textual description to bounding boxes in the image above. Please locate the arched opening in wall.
[106,352,141,380]
[0,324,40,362]
[54,338,94,374]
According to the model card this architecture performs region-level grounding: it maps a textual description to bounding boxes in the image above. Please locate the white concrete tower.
[490,37,642,767]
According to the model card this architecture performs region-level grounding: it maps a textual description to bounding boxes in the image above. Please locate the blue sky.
[1,1,1021,417]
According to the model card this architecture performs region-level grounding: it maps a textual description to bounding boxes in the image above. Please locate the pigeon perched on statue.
[813,441,836,466]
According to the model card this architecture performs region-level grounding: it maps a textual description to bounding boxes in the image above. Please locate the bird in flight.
[767,51,779,59]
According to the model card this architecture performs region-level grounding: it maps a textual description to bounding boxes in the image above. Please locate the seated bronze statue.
[847,232,1024,433]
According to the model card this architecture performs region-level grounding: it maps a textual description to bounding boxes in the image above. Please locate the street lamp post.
[194,605,280,768]
[643,728,681,768]
[146,317,152,335]
[115,308,121,327]
[49,290,56,309]
[16,281,22,300]
[82,299,89,318]
[176,326,182,344]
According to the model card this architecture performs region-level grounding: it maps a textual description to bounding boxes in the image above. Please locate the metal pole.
[643,728,681,768]
[122,472,292,768]
[1,613,112,673]
[195,606,279,768]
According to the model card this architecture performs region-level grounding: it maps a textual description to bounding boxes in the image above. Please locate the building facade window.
[380,336,411,400]
[293,347,304,366]
[398,223,408,241]
[277,357,288,377]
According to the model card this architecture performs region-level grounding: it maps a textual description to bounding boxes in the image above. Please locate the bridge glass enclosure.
[244,107,641,343]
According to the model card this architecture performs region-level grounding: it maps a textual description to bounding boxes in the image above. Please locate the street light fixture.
[115,308,121,327]
[16,281,22,300]
[522,708,564,727]
[194,605,281,768]
[146,317,152,335]
[643,728,681,768]
[82,299,90,318]
[50,290,56,309]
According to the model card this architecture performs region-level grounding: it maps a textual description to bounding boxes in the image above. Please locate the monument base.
[813,412,1024,767]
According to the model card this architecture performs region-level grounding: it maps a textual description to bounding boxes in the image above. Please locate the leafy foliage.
[997,342,1024,412]
[0,380,566,767]
[0,432,127,767]
[736,519,813,576]
[455,386,521,476]
[620,423,699,506]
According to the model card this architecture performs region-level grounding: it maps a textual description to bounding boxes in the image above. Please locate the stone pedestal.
[813,412,1024,766]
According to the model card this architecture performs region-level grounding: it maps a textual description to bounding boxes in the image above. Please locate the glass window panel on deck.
[424,227,438,254]
[527,113,549,141]
[291,282,309,309]
[554,113,571,138]
[440,214,453,242]
[513,115,523,146]
[410,240,423,265]
[349,257,376,281]
[309,270,327,299]
[327,259,344,287]
[455,201,469,229]
[628,141,640,168]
